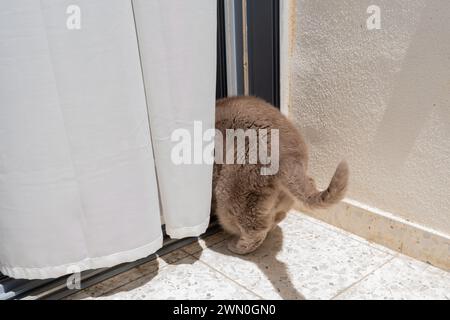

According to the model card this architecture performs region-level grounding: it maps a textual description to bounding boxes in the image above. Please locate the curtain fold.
[132,0,216,238]
[0,0,216,280]
[0,0,205,280]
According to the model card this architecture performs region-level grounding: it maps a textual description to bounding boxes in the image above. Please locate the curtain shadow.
[78,226,305,299]
[82,259,162,298]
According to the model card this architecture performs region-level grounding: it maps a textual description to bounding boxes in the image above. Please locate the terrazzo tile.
[66,249,189,299]
[335,255,450,300]
[182,230,231,255]
[296,210,399,255]
[93,256,259,300]
[67,212,448,300]
[193,213,393,300]
[300,201,450,271]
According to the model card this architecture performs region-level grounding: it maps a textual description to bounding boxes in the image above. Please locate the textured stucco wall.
[290,0,450,234]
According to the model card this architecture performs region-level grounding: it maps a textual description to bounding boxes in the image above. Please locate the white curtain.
[0,0,216,279]
[132,0,216,238]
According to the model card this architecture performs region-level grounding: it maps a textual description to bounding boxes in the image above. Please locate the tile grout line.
[73,257,178,299]
[98,263,171,298]
[194,257,265,300]
[72,226,408,300]
[181,224,400,301]
[330,254,399,300]
[300,214,450,273]
[181,247,265,300]
[71,237,232,299]
[297,213,397,256]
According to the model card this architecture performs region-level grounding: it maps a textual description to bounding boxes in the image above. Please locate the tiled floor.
[67,211,450,300]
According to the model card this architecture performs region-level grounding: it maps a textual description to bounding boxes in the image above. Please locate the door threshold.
[1,220,220,300]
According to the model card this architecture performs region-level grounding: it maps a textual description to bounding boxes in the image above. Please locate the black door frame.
[246,0,280,108]
[216,0,228,99]
[217,0,280,108]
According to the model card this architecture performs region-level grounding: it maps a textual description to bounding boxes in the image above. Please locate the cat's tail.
[282,160,349,209]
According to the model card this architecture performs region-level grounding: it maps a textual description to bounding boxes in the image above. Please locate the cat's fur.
[212,96,349,254]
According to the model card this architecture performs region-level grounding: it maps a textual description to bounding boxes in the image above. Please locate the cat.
[212,96,349,255]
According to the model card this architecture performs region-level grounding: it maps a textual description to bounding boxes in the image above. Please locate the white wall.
[289,0,450,234]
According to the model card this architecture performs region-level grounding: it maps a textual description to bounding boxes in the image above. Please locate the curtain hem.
[0,235,163,280]
[165,217,210,239]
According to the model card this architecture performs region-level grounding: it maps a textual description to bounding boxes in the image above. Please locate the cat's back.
[215,96,307,155]
[216,96,284,130]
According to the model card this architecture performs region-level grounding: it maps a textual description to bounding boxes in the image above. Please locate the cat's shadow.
[79,226,305,299]
[190,225,305,300]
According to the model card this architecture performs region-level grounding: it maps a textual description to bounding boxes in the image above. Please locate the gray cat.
[212,96,349,254]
